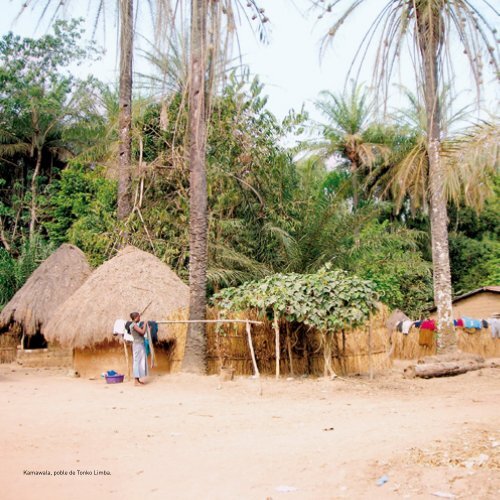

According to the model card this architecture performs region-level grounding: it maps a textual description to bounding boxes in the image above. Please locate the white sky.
[2,0,499,130]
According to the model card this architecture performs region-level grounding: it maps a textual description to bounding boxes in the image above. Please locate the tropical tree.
[313,0,499,352]
[0,20,100,242]
[313,84,389,208]
[370,93,498,215]
[183,0,209,373]
[117,0,134,220]
[183,1,269,372]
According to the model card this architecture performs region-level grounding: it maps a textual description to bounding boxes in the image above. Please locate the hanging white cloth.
[113,319,133,342]
[401,320,414,335]
[113,319,127,335]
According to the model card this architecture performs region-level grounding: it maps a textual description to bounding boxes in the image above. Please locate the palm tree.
[314,84,390,209]
[371,91,498,215]
[314,0,499,352]
[116,0,134,220]
[182,1,269,373]
[182,0,209,373]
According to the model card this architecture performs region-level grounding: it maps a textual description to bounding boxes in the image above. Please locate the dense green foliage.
[0,236,53,307]
[448,191,500,294]
[213,266,379,332]
[0,23,497,318]
[43,163,116,266]
[0,20,102,247]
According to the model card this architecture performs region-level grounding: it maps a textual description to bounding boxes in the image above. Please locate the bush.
[0,236,53,309]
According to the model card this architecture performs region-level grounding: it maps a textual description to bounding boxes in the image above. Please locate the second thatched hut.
[44,246,189,378]
[0,244,91,366]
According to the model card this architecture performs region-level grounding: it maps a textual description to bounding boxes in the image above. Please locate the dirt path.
[1,363,499,500]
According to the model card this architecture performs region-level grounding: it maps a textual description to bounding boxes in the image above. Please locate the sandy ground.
[1,362,499,500]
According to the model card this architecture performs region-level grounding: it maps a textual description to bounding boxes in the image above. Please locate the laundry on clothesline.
[487,318,500,339]
[420,319,436,331]
[113,319,127,335]
[113,319,160,343]
[461,317,482,329]
[394,315,498,338]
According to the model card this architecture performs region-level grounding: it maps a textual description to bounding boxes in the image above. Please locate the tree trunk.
[403,358,500,379]
[273,314,280,379]
[417,7,456,352]
[322,333,336,378]
[29,146,42,241]
[0,217,10,251]
[349,157,359,210]
[182,0,208,374]
[117,0,133,221]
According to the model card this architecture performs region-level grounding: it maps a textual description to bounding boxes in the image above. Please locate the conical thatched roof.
[0,244,92,336]
[44,246,189,349]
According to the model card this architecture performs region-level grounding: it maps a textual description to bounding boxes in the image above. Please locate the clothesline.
[396,316,500,338]
[155,319,264,325]
[113,318,262,378]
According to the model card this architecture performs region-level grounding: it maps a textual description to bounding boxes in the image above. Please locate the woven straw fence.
[206,306,392,377]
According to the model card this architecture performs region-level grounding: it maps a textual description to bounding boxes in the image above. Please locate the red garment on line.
[420,319,436,331]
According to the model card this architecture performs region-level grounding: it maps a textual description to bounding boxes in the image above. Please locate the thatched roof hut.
[0,244,91,336]
[44,246,189,349]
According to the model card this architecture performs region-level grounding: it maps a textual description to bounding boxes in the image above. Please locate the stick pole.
[368,313,373,380]
[123,338,130,380]
[273,314,280,379]
[245,320,260,378]
[286,333,294,376]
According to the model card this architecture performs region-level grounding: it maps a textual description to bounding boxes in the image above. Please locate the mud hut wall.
[16,344,73,369]
[0,331,72,366]
[429,292,499,320]
[0,331,18,363]
[74,340,180,378]
[391,326,500,360]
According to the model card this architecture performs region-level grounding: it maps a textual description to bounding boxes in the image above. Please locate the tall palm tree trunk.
[29,146,42,241]
[418,6,455,352]
[347,153,359,209]
[183,0,208,373]
[117,0,133,220]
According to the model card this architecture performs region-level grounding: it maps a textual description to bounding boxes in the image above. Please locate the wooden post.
[286,333,294,376]
[214,322,223,372]
[273,314,280,379]
[123,338,130,380]
[323,334,329,378]
[245,320,260,378]
[368,313,373,380]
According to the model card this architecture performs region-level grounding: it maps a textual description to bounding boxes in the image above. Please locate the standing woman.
[129,311,148,385]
